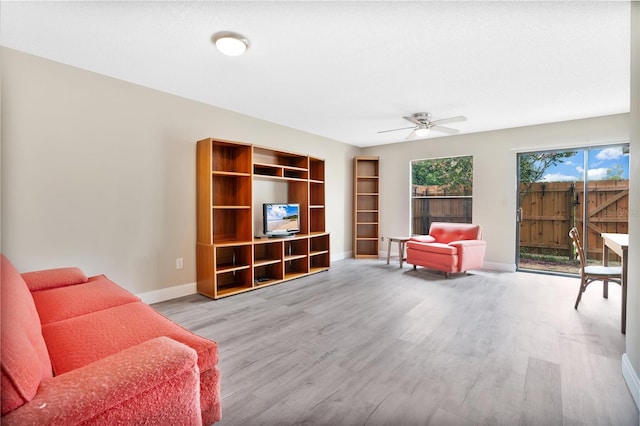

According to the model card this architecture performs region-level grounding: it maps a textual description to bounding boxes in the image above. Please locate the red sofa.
[1,254,221,425]
[406,222,486,277]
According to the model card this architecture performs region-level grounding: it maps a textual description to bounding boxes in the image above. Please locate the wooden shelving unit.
[196,138,330,299]
[353,156,380,258]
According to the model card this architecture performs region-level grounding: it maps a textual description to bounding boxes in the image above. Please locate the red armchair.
[406,222,486,277]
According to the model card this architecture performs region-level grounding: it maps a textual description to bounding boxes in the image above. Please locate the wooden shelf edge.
[254,259,281,267]
[284,272,309,280]
[216,264,252,274]
[215,285,254,298]
[254,279,284,288]
[309,232,330,237]
[212,205,251,209]
[212,171,251,177]
[284,254,307,261]
[254,174,308,182]
[253,162,308,172]
[214,240,253,247]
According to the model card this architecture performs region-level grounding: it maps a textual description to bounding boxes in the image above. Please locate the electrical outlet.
[381,236,384,242]
[176,258,184,270]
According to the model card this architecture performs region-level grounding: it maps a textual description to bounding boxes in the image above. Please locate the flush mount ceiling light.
[212,31,250,56]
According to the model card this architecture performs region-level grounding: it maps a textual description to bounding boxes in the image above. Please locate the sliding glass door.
[516,144,629,273]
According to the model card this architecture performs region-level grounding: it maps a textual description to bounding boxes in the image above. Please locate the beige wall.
[362,114,630,270]
[0,48,359,293]
[626,1,639,401]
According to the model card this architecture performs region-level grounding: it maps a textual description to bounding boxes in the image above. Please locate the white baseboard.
[332,251,351,261]
[622,353,640,412]
[137,281,197,305]
[482,261,517,272]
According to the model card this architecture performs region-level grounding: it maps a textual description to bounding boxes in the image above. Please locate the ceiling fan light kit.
[378,112,467,140]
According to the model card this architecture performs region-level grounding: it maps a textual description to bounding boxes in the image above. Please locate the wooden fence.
[412,184,472,234]
[412,180,629,260]
[519,179,629,260]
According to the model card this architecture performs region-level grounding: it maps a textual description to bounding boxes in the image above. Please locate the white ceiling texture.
[0,1,631,147]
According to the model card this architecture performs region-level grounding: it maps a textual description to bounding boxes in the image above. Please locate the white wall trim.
[137,281,197,305]
[332,251,351,261]
[622,353,640,412]
[482,261,516,272]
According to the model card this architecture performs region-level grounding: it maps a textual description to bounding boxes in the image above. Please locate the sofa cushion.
[42,302,218,375]
[406,241,457,255]
[0,255,53,414]
[32,275,140,325]
[429,222,482,244]
[22,267,88,291]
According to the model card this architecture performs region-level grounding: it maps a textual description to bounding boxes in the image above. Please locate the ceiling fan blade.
[431,116,467,126]
[405,130,418,140]
[431,125,460,135]
[403,116,422,126]
[377,126,416,134]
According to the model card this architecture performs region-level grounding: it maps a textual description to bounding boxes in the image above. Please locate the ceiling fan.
[378,112,467,140]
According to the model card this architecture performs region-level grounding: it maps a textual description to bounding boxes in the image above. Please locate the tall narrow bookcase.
[196,138,330,299]
[353,156,380,258]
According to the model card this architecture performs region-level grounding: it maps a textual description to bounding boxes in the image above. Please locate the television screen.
[263,203,300,236]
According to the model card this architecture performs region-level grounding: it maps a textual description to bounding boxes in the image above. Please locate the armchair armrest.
[410,235,436,243]
[449,239,486,272]
[449,239,486,249]
[2,337,202,426]
[22,267,88,292]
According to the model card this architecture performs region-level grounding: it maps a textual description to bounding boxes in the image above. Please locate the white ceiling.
[0,1,631,147]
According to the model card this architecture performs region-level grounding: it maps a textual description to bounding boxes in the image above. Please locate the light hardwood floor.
[153,259,639,425]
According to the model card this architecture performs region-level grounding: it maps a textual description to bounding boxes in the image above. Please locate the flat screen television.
[263,203,300,237]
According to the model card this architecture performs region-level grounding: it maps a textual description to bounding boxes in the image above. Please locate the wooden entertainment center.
[196,138,330,299]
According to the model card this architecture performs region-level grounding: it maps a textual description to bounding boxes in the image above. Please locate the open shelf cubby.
[197,138,330,299]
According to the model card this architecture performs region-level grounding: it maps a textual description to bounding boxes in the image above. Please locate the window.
[411,156,473,235]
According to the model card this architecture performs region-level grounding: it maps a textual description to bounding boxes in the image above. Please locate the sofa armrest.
[22,267,88,292]
[2,337,202,426]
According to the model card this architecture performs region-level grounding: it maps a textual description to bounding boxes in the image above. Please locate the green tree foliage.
[519,151,576,183]
[412,156,472,195]
[605,164,624,180]
[519,151,576,203]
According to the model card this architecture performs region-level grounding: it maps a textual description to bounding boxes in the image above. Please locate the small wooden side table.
[386,237,410,267]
